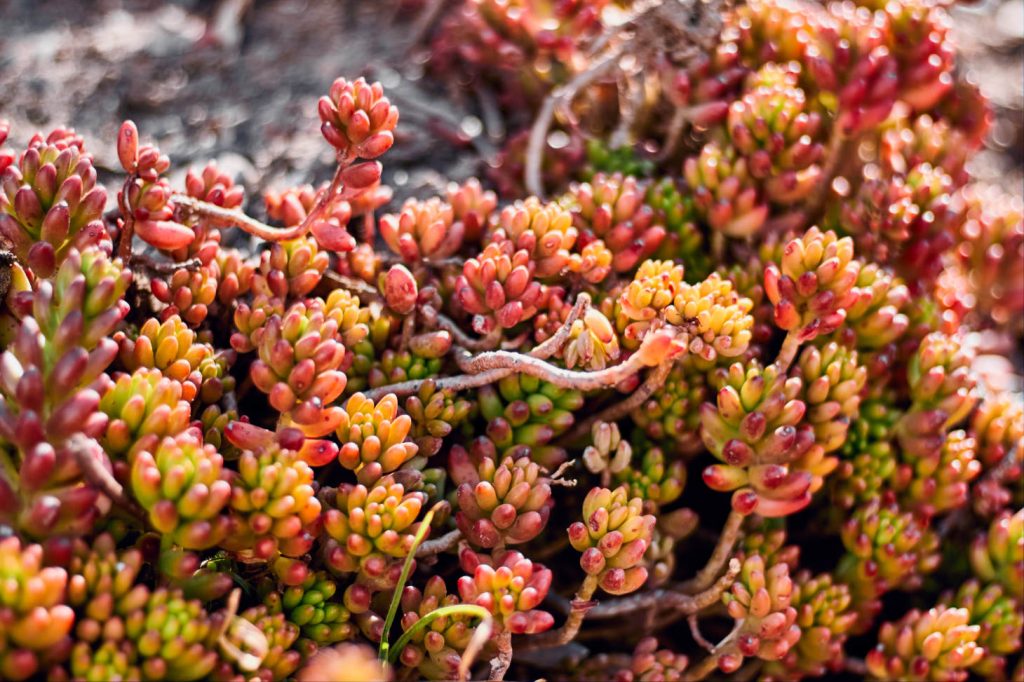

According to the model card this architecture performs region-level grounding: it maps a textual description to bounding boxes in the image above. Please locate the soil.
[2,0,1019,213]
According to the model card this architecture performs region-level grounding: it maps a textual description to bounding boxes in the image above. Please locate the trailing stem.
[682,511,744,593]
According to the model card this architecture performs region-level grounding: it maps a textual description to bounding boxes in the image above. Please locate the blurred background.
[0,0,1020,212]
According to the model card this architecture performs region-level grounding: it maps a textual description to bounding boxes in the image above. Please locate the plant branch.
[682,511,745,593]
[437,314,502,351]
[322,270,382,304]
[587,558,740,619]
[130,254,202,275]
[773,330,803,374]
[525,45,625,197]
[488,630,513,681]
[561,358,674,444]
[364,294,611,401]
[529,293,590,360]
[172,194,310,242]
[518,575,598,651]
[452,340,657,392]
[67,434,146,520]
[415,529,462,558]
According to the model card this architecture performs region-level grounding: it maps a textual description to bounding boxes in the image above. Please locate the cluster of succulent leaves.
[0,0,1022,680]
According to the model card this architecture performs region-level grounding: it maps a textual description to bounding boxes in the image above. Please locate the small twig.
[587,558,740,619]
[363,367,514,401]
[438,314,502,351]
[547,459,577,486]
[173,194,310,242]
[452,341,658,393]
[773,331,802,374]
[323,270,381,304]
[525,45,626,197]
[67,434,146,520]
[415,529,462,558]
[530,293,590,360]
[561,358,674,444]
[682,512,745,594]
[519,575,598,651]
[655,107,688,163]
[364,296,614,400]
[130,254,202,275]
[488,631,513,681]
[689,614,715,652]
[682,623,743,682]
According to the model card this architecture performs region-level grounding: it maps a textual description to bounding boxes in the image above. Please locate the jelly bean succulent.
[0,0,1019,677]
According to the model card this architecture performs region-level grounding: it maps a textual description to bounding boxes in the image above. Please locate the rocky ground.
[0,0,1021,214]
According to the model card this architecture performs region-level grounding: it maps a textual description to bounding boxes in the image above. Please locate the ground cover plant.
[0,0,1021,680]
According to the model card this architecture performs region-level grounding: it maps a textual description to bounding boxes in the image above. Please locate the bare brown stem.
[130,254,202,275]
[68,434,145,520]
[561,359,673,444]
[364,294,622,400]
[437,315,502,351]
[488,631,513,681]
[773,330,802,374]
[322,270,381,304]
[172,194,310,242]
[415,529,462,558]
[587,558,740,619]
[689,614,715,652]
[518,575,598,651]
[525,46,625,197]
[452,342,655,392]
[530,293,590,360]
[682,511,744,593]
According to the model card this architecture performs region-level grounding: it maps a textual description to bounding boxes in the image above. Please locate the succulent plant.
[568,486,656,596]
[0,4,1017,678]
[449,445,553,548]
[837,498,940,628]
[322,475,426,587]
[130,430,231,550]
[477,373,582,467]
[457,548,554,635]
[701,361,819,516]
[0,536,74,681]
[721,553,800,665]
[866,605,984,682]
[970,509,1024,602]
[397,576,475,679]
[0,130,108,276]
[279,571,356,645]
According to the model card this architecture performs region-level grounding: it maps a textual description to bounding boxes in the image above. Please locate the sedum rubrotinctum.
[0,0,1021,678]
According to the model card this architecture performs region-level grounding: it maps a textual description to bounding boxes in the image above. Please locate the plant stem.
[529,293,590,359]
[172,194,311,242]
[451,341,654,392]
[488,631,514,681]
[67,434,146,521]
[364,295,622,401]
[322,270,381,303]
[774,330,802,374]
[561,359,674,444]
[587,558,740,619]
[130,254,202,275]
[518,574,598,650]
[415,529,462,558]
[437,315,502,351]
[525,45,625,197]
[683,511,744,593]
